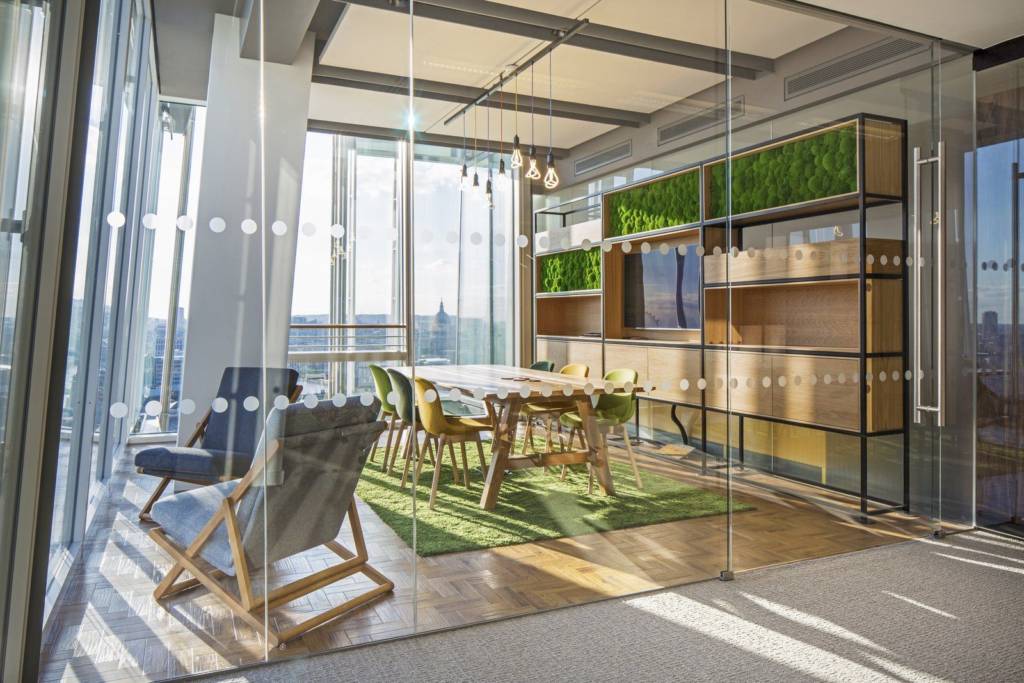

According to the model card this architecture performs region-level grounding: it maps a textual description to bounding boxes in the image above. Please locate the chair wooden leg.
[139,476,172,521]
[474,434,487,473]
[399,429,417,489]
[447,439,461,484]
[380,413,398,465]
[429,435,448,509]
[459,440,470,488]
[413,434,435,484]
[621,424,643,489]
[560,464,569,481]
[387,424,406,474]
[524,419,535,453]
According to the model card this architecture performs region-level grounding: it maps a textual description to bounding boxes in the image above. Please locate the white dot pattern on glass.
[905,370,913,381]
[243,396,259,411]
[729,378,738,389]
[212,397,229,413]
[494,233,505,247]
[602,242,613,253]
[540,384,553,397]
[179,398,196,415]
[893,255,901,266]
[447,388,461,401]
[301,222,316,236]
[497,387,509,399]
[515,234,529,249]
[109,402,129,419]
[303,394,318,409]
[560,237,570,249]
[640,242,651,254]
[604,380,614,393]
[562,385,574,397]
[537,234,549,248]
[697,378,707,390]
[330,223,345,238]
[273,394,289,410]
[584,383,595,395]
[209,216,226,233]
[241,219,257,234]
[712,246,722,256]
[359,393,374,406]
[680,379,690,391]
[142,213,157,230]
[331,393,346,407]
[581,238,592,251]
[272,220,287,236]
[824,374,833,385]
[518,385,531,398]
[469,232,482,246]
[621,242,632,253]
[473,387,486,400]
[107,211,126,228]
[144,400,161,417]
[762,376,771,388]
[778,376,787,387]
[695,245,705,257]
[642,381,653,393]
[176,215,193,231]
[659,243,670,255]
[424,389,438,403]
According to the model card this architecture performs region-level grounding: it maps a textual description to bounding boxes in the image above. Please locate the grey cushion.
[201,367,298,456]
[134,446,253,481]
[151,480,239,574]
[151,397,384,578]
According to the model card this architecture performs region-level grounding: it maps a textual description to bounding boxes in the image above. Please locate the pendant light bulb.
[525,145,541,180]
[460,163,469,191]
[472,170,480,189]
[485,177,494,208]
[510,134,523,169]
[543,151,559,190]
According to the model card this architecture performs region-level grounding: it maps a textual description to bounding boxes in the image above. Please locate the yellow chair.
[520,363,589,455]
[413,377,491,509]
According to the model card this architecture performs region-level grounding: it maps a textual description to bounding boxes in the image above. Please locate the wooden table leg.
[576,398,615,496]
[480,397,520,509]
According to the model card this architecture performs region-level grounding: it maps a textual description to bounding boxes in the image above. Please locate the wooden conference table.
[396,364,625,510]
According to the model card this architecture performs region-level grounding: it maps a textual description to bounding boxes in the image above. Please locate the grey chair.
[148,397,391,648]
[134,366,300,520]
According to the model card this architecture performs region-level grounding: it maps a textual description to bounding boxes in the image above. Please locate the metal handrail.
[289,323,406,330]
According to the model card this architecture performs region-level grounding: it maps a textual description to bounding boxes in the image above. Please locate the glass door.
[975,57,1024,535]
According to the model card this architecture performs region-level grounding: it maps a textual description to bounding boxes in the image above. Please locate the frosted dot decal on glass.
[794,249,803,261]
[273,395,289,411]
[473,387,486,400]
[584,383,594,395]
[469,232,483,246]
[679,379,689,391]
[515,234,529,249]
[537,234,549,249]
[778,376,787,387]
[695,245,705,257]
[891,370,900,381]
[712,246,722,256]
[837,373,846,384]
[447,388,462,401]
[624,381,635,393]
[729,378,738,389]
[602,242,614,253]
[640,242,651,254]
[562,385,574,397]
[809,374,818,385]
[714,377,723,389]
[301,222,316,237]
[331,393,346,407]
[176,215,193,231]
[109,402,129,419]
[494,233,505,247]
[330,223,345,239]
[905,370,913,381]
[659,243,670,255]
[697,378,707,391]
[603,380,614,394]
[893,255,901,266]
[106,211,125,228]
[359,393,374,406]
[496,387,509,399]
[142,213,157,230]
[581,238,592,251]
[209,216,226,233]
[762,376,771,388]
[243,396,259,411]
[793,375,802,386]
[560,237,571,249]
[730,246,738,258]
[621,242,632,254]
[212,397,229,413]
[642,381,653,393]
[179,399,196,415]
[272,220,287,236]
[241,219,257,234]
[823,374,833,385]
[878,370,887,382]
[540,384,553,398]
[518,385,531,398]
[746,247,756,259]
[866,254,875,265]
[745,377,753,388]
[144,400,161,417]
[424,389,437,403]
[879,254,888,265]
[303,394,318,409]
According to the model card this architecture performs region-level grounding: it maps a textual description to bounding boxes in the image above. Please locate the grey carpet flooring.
[195,530,1024,683]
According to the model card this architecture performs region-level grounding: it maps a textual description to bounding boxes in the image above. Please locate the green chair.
[369,364,401,467]
[529,360,555,372]
[385,369,437,477]
[521,363,589,455]
[560,368,642,490]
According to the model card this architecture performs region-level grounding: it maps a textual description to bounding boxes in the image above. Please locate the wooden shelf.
[536,295,602,338]
[536,290,601,299]
[704,238,903,285]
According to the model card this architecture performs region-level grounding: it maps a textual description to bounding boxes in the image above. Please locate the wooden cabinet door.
[771,355,859,430]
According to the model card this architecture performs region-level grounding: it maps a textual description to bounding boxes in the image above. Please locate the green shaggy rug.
[355,444,750,557]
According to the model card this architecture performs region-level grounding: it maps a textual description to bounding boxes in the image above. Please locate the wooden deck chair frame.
[148,437,393,648]
[138,384,303,521]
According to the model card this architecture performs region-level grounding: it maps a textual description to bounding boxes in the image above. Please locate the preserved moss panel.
[707,124,858,219]
[538,248,601,293]
[606,170,700,237]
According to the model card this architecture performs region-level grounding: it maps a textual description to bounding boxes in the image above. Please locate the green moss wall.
[606,170,700,237]
[707,124,858,219]
[538,248,601,293]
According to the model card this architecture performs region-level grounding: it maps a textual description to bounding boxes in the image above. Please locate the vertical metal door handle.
[912,143,945,427]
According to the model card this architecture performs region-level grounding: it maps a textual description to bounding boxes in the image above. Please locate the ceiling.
[154,1,1024,152]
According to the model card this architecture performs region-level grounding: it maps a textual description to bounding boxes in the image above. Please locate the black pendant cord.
[548,52,553,156]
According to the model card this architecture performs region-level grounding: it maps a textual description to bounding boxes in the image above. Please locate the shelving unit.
[530,114,909,519]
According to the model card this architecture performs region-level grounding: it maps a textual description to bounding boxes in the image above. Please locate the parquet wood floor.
[39,435,934,682]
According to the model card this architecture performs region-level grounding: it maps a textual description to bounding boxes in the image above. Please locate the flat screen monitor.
[623,243,700,330]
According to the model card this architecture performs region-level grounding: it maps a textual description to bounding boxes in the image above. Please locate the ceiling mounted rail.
[442,17,589,127]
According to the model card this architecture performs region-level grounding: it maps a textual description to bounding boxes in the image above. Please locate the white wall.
[178,13,312,443]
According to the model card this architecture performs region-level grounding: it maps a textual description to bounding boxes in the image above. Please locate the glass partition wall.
[33,1,985,681]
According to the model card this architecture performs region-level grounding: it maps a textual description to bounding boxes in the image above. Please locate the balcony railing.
[287,323,408,364]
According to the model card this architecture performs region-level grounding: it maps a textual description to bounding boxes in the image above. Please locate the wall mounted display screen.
[623,244,700,329]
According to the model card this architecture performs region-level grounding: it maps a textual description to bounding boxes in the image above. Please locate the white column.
[178,14,312,443]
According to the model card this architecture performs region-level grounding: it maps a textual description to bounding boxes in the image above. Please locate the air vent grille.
[657,96,745,146]
[574,140,632,177]
[785,37,926,100]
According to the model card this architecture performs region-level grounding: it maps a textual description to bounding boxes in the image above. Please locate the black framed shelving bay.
[532,114,909,519]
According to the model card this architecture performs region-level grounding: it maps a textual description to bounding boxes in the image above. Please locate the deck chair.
[148,397,391,647]
[135,366,300,520]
